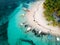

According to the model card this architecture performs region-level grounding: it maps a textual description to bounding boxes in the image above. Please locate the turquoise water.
[7,2,60,45]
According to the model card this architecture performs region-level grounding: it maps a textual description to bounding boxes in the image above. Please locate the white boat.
[21,14,25,16]
[27,27,31,31]
[25,27,32,33]
[23,7,30,12]
[57,37,60,41]
[39,30,42,34]
[23,7,27,11]
[20,23,23,26]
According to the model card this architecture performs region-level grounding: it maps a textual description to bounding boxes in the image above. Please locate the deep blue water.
[7,1,60,45]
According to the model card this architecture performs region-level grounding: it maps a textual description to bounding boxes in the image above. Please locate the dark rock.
[32,29,39,36]
[58,20,60,22]
[32,29,47,37]
[25,25,28,27]
[0,21,8,40]
[40,32,47,35]
[32,29,36,33]
[20,39,35,45]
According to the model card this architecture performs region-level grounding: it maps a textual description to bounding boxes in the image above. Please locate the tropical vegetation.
[43,0,60,26]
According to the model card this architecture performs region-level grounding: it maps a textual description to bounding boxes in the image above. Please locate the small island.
[7,0,60,45]
[43,0,60,26]
[23,0,60,36]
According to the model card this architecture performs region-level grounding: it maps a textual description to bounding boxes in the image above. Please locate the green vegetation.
[43,0,60,26]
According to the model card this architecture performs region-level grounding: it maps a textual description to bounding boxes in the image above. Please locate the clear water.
[7,2,60,45]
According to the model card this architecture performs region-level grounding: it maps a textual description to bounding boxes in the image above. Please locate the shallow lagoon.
[7,1,60,45]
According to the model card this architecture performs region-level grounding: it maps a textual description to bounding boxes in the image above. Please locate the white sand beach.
[25,0,60,36]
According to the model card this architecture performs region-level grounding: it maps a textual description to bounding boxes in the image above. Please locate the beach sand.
[25,0,60,36]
